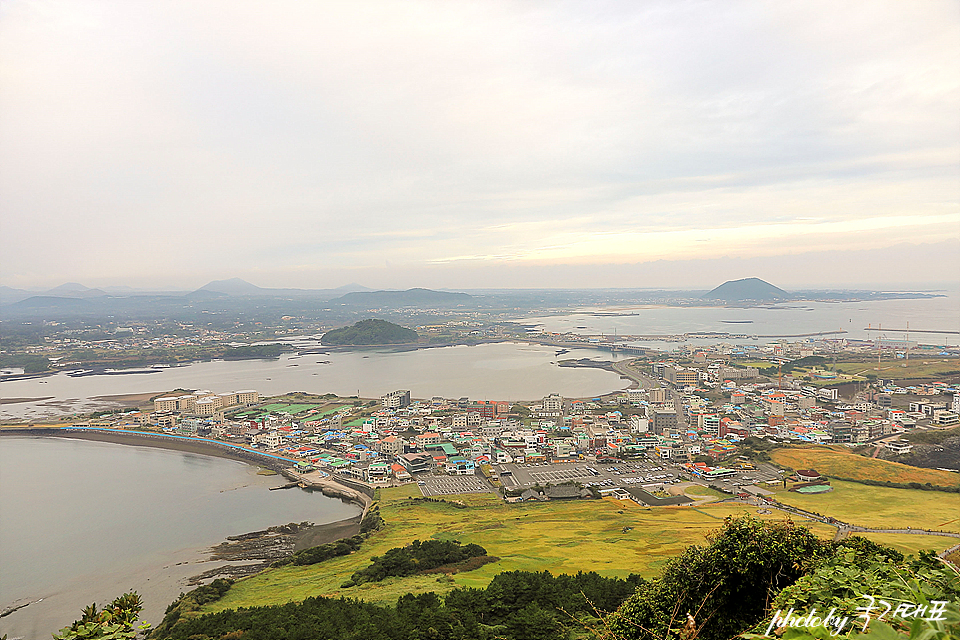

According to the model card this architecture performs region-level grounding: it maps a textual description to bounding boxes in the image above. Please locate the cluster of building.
[153,390,261,419]
[70,338,959,489]
[21,322,256,369]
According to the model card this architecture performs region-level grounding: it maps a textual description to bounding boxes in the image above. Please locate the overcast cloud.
[1,0,958,289]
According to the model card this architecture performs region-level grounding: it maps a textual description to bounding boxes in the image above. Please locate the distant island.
[222,344,287,360]
[320,319,419,346]
[702,277,789,302]
[699,277,945,303]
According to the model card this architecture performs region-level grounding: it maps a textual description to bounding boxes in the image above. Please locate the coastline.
[0,339,511,383]
[0,428,371,636]
[0,426,373,512]
[1,425,290,468]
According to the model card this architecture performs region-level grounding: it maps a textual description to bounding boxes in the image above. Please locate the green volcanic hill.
[702,277,789,302]
[320,319,419,346]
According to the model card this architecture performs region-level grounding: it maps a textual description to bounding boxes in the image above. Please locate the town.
[64,338,960,505]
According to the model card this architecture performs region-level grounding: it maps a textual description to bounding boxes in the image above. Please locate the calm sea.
[0,436,360,639]
[0,343,622,422]
[520,293,960,348]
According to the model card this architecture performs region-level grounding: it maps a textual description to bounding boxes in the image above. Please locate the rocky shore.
[186,514,367,584]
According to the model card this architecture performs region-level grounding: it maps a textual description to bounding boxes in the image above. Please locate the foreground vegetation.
[154,570,645,640]
[199,486,842,614]
[138,517,959,640]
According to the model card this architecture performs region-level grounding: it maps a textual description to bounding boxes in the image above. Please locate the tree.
[53,592,150,640]
[608,516,827,640]
[504,604,565,640]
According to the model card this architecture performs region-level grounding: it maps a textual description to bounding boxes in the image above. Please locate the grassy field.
[197,481,956,617]
[772,480,960,533]
[770,445,960,487]
[735,357,960,385]
[832,359,960,381]
[202,486,837,615]
[853,532,958,557]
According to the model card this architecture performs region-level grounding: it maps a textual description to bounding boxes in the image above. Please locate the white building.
[542,394,564,413]
[629,415,650,433]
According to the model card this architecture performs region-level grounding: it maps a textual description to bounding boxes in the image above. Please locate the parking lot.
[495,457,784,493]
[418,475,493,496]
[529,468,594,483]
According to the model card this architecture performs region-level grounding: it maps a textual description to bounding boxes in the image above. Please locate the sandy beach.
[90,391,162,408]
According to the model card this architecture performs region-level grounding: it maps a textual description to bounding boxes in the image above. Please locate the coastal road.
[611,359,646,389]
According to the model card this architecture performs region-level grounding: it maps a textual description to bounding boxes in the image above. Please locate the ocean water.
[0,436,360,639]
[519,292,960,348]
[0,343,623,422]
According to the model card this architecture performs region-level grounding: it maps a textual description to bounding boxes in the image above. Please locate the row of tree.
[149,569,646,640]
[342,539,490,587]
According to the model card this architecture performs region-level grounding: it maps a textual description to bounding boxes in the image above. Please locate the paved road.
[611,359,645,388]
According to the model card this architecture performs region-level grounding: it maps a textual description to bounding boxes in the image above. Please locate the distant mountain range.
[0,276,944,321]
[702,278,789,302]
[332,288,473,308]
[0,282,111,304]
[0,279,476,320]
[197,278,372,297]
[0,279,375,306]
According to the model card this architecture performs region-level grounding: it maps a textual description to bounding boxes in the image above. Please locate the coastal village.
[63,334,960,503]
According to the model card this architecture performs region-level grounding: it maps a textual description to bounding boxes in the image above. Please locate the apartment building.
[664,365,698,387]
[381,390,412,409]
[718,366,759,380]
[541,394,564,414]
[652,408,678,434]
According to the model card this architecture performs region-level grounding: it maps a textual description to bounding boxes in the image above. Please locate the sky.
[1,0,958,291]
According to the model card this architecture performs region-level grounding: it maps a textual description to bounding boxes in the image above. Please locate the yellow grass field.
[770,445,960,487]
[203,486,836,615]
[772,480,960,533]
[832,359,960,380]
[853,532,957,557]
[200,480,957,617]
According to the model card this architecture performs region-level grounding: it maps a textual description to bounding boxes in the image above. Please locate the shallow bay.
[0,436,360,638]
[0,342,623,422]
